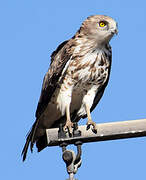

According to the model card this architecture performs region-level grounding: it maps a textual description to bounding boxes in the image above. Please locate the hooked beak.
[114,28,118,35]
[111,28,118,35]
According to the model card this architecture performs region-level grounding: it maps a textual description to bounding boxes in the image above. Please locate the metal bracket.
[58,124,67,139]
[73,123,81,137]
[60,141,82,180]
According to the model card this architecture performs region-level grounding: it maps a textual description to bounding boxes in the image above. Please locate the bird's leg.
[85,104,97,133]
[64,104,74,134]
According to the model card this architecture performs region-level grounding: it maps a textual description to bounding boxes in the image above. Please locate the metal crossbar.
[45,119,146,180]
[46,119,146,146]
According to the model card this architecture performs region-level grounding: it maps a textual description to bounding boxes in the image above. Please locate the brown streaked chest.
[66,50,110,88]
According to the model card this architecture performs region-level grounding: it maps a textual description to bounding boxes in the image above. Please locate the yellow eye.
[99,22,106,27]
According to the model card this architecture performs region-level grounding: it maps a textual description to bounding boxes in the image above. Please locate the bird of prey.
[22,15,118,161]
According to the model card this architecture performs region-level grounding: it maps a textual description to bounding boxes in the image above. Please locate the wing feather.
[22,39,73,161]
[35,40,70,118]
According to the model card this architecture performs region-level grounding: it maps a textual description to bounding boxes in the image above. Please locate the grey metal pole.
[69,173,75,180]
[61,142,82,180]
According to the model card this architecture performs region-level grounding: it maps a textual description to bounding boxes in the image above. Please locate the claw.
[86,123,91,130]
[86,121,97,133]
[64,121,74,136]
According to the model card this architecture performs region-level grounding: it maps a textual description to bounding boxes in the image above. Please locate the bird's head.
[79,15,118,46]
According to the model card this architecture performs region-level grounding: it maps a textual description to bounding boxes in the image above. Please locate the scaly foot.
[64,104,74,136]
[85,103,97,133]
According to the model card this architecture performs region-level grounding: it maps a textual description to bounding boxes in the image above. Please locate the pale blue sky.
[1,0,146,179]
